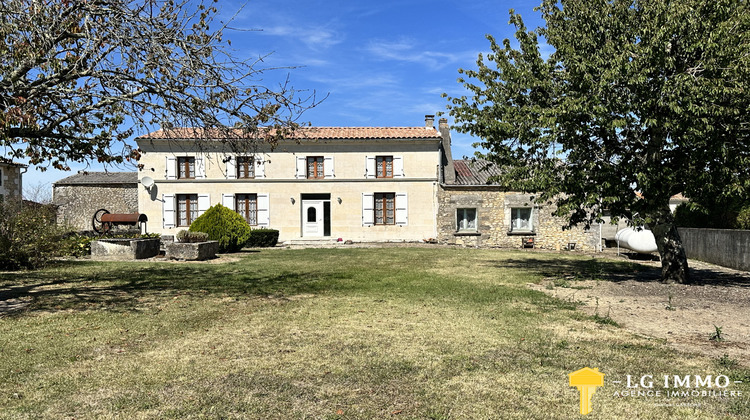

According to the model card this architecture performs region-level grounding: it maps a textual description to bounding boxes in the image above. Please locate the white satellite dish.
[141,176,155,189]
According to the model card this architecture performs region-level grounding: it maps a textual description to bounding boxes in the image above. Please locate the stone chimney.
[425,114,435,128]
[438,118,455,184]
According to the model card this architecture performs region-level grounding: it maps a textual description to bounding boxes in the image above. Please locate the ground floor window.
[236,193,258,225]
[457,208,477,231]
[177,194,198,226]
[511,207,533,232]
[374,192,395,225]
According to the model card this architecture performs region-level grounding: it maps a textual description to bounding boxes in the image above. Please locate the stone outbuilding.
[437,159,601,251]
[53,172,138,231]
[0,159,25,201]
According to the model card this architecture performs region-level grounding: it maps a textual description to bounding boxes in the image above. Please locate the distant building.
[53,172,138,231]
[0,159,25,201]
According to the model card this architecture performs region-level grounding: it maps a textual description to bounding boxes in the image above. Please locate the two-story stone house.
[136,117,450,242]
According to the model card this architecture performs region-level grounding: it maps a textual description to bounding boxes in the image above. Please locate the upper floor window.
[178,157,195,179]
[376,156,393,178]
[177,194,198,226]
[511,207,533,232]
[236,156,255,179]
[307,156,324,179]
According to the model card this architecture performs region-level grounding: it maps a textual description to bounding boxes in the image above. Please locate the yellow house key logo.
[569,367,605,415]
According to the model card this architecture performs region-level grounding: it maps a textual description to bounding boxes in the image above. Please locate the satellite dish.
[141,176,155,189]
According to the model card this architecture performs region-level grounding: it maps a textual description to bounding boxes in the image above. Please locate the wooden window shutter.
[162,194,175,228]
[395,192,408,225]
[362,193,374,227]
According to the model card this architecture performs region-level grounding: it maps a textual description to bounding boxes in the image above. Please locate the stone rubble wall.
[0,165,22,199]
[437,186,600,251]
[53,184,138,231]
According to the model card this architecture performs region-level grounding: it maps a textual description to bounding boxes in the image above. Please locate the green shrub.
[177,230,209,243]
[0,199,69,269]
[737,206,750,230]
[62,233,93,257]
[188,204,250,252]
[246,228,279,247]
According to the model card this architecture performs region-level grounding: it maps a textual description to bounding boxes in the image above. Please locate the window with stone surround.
[374,192,395,225]
[307,156,324,179]
[236,156,255,179]
[376,156,393,178]
[178,157,195,179]
[456,208,477,231]
[235,193,258,225]
[177,194,198,226]
[510,207,533,232]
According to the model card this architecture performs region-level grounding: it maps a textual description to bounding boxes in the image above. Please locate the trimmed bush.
[177,230,209,243]
[246,229,279,247]
[188,204,250,252]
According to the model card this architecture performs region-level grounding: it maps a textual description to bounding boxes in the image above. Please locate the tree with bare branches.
[1,0,319,170]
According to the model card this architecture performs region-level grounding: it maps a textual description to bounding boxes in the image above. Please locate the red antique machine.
[92,209,148,234]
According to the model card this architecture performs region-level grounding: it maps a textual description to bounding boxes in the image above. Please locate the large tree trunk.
[650,209,690,284]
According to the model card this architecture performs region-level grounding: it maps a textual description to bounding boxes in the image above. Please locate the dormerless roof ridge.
[53,172,138,185]
[139,126,442,140]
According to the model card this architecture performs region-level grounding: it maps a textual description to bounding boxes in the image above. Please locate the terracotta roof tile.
[139,126,442,140]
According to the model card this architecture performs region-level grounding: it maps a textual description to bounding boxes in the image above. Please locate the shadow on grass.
[0,259,355,315]
[0,252,571,317]
[495,256,750,287]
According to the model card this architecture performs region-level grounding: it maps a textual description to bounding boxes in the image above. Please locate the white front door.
[302,200,324,237]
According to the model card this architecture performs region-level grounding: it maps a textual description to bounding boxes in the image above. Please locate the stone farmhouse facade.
[135,117,449,242]
[128,115,601,250]
[53,172,138,231]
[0,159,25,201]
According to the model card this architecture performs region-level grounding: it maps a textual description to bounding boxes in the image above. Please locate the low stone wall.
[437,186,599,251]
[678,228,750,271]
[91,238,160,260]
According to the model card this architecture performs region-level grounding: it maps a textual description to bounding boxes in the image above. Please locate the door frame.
[300,193,331,237]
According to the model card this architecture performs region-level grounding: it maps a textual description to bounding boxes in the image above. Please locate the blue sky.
[22,0,547,194]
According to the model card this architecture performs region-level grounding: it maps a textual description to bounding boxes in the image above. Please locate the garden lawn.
[0,248,748,419]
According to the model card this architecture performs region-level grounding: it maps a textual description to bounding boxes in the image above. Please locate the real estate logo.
[568,367,745,415]
[569,367,605,415]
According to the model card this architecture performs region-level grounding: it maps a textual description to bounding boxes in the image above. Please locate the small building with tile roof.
[437,159,601,251]
[53,171,138,231]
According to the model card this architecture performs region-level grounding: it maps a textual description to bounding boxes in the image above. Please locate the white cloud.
[262,25,343,50]
[365,38,474,69]
[307,73,399,91]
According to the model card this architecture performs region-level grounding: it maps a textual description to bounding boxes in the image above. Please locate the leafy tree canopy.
[1,0,319,170]
[444,0,750,283]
